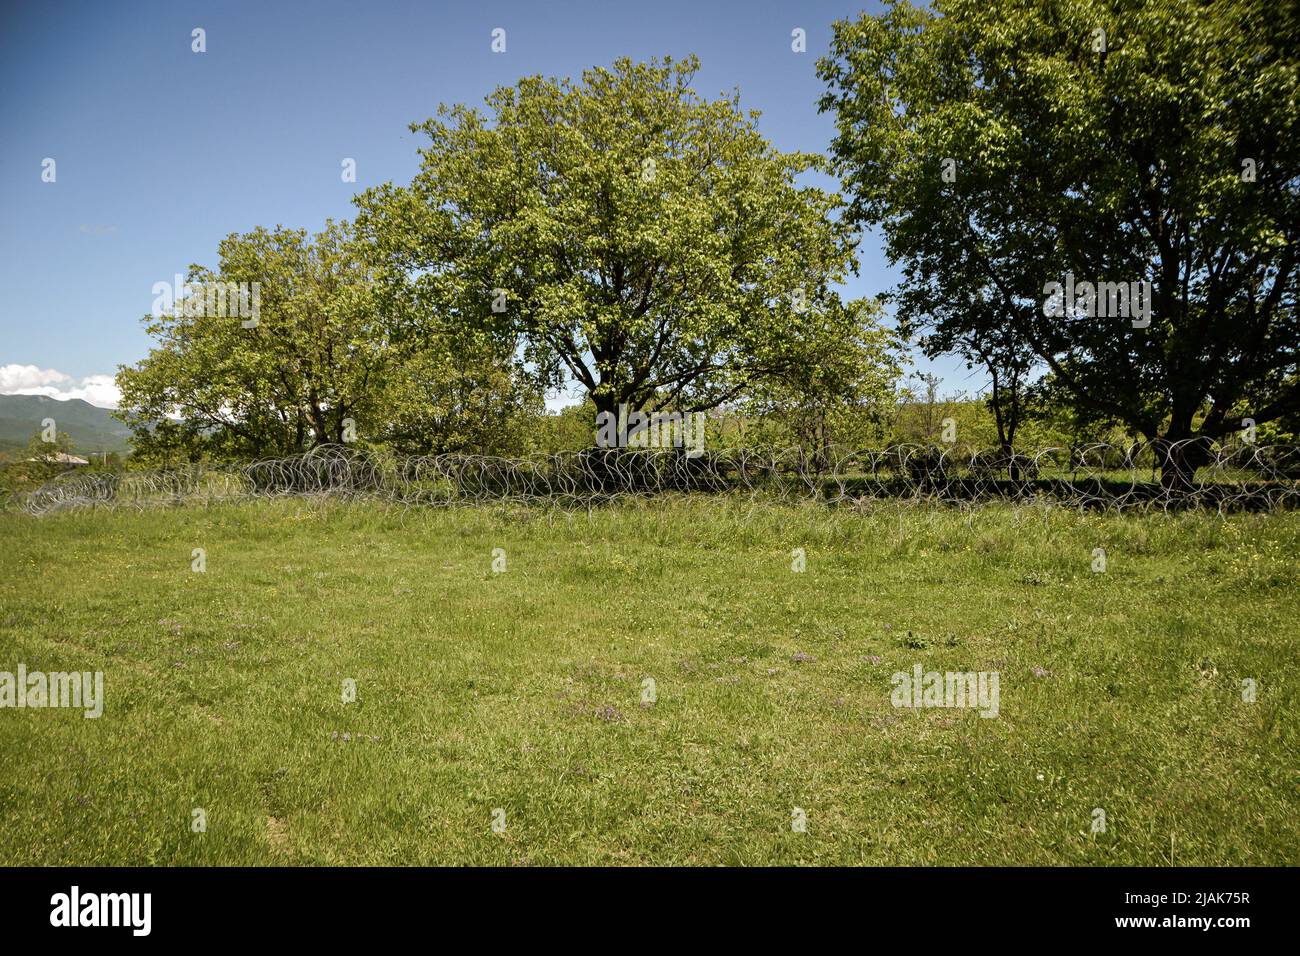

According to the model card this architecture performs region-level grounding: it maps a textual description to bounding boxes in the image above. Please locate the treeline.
[116,57,902,468]
[114,1,1298,489]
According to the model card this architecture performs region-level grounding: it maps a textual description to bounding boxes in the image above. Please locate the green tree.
[525,400,606,455]
[741,297,902,462]
[25,427,76,460]
[356,56,868,430]
[820,0,1299,485]
[943,322,1041,456]
[117,222,391,460]
[377,336,543,455]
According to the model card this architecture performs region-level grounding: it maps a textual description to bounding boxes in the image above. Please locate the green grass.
[1,497,1296,865]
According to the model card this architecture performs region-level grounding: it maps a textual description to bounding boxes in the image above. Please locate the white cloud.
[0,364,121,408]
[0,364,67,390]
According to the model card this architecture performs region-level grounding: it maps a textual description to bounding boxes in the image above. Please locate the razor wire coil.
[19,440,1300,516]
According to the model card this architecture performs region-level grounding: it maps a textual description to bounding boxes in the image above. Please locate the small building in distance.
[27,452,90,466]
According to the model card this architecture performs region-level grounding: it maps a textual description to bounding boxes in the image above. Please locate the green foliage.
[820,0,1300,459]
[356,55,869,421]
[115,222,541,462]
[0,429,92,500]
[739,297,903,456]
[524,401,604,455]
[25,426,75,460]
[117,221,389,460]
[375,338,543,456]
[0,460,65,500]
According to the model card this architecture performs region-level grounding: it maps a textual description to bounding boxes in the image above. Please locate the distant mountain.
[0,394,133,454]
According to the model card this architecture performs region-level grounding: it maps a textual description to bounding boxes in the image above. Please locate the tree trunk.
[1157,434,1211,491]
[591,391,619,447]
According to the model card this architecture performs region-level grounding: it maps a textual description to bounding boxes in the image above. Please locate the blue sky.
[0,0,966,409]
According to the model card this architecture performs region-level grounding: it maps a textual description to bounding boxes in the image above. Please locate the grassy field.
[0,497,1296,865]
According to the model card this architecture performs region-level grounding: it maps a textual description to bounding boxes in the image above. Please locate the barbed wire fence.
[15,440,1300,517]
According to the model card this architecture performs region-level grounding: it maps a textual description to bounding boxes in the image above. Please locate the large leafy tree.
[820,0,1299,483]
[117,222,390,460]
[119,222,537,461]
[356,56,867,425]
